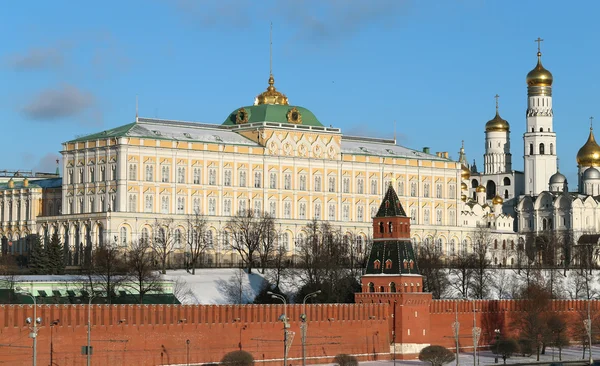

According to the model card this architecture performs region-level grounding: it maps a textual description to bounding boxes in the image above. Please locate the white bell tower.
[523,38,557,196]
[484,94,511,174]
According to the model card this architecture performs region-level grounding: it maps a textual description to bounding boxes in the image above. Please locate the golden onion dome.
[485,111,510,132]
[476,185,486,193]
[254,74,289,106]
[461,182,468,191]
[526,52,553,87]
[461,164,470,180]
[7,178,14,189]
[492,195,504,205]
[461,194,467,202]
[577,128,600,167]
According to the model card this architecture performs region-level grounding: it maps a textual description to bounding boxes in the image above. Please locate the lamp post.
[300,290,321,366]
[186,339,190,366]
[86,291,97,366]
[451,302,460,366]
[268,291,289,366]
[584,299,594,365]
[471,299,481,366]
[16,287,41,366]
[494,329,500,363]
[50,319,60,366]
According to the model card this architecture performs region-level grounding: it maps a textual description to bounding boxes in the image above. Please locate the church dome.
[577,128,600,167]
[526,52,553,87]
[254,75,289,106]
[549,171,567,185]
[461,194,467,202]
[583,167,600,180]
[461,164,470,180]
[492,195,504,205]
[485,111,510,132]
[476,185,486,193]
[461,182,468,191]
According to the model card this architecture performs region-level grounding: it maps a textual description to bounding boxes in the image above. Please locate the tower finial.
[535,37,544,54]
[269,22,273,76]
[461,140,465,149]
[494,94,500,112]
[591,116,594,131]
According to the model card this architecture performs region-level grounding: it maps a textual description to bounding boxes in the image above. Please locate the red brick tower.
[355,184,432,359]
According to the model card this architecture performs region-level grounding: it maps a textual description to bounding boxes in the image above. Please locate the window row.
[67,165,116,185]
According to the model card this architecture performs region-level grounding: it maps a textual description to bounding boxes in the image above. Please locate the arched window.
[368,283,375,293]
[471,179,479,189]
[379,222,384,233]
[374,260,381,269]
[390,282,396,293]
[385,259,393,269]
[141,227,149,243]
[539,143,545,155]
[550,143,554,155]
[540,127,543,132]
[503,177,511,186]
[120,227,127,246]
[529,144,533,155]
[542,218,547,230]
[504,189,509,199]
[379,286,385,293]
[388,222,393,233]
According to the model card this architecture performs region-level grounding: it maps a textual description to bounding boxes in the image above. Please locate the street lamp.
[451,302,461,366]
[300,290,321,366]
[585,299,595,365]
[50,319,60,366]
[186,339,190,366]
[471,299,481,366]
[494,329,501,364]
[85,290,97,366]
[16,287,41,366]
[268,291,290,366]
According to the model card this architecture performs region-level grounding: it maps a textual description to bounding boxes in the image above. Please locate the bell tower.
[355,184,432,359]
[523,38,557,195]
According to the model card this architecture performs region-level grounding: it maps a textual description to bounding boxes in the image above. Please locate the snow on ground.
[163,268,267,305]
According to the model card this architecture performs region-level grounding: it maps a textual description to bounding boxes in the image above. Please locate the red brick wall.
[0,303,390,366]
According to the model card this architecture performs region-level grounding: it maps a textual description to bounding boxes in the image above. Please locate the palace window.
[449,184,456,199]
[398,181,404,196]
[100,166,106,181]
[254,171,262,188]
[174,229,182,248]
[161,196,169,214]
[284,173,291,190]
[314,203,321,220]
[145,195,153,213]
[254,200,262,216]
[424,209,430,224]
[177,197,185,214]
[436,183,442,198]
[177,167,185,183]
[436,209,442,225]
[128,194,137,212]
[208,168,216,185]
[328,177,336,192]
[269,201,276,217]
[343,177,350,193]
[89,167,95,183]
[370,205,377,218]
[357,206,364,221]
[342,205,349,221]
[284,201,291,219]
[328,204,336,221]
[299,203,306,219]
[314,176,322,192]
[423,183,430,198]
[238,199,246,215]
[357,178,364,194]
[193,198,200,214]
[79,168,84,183]
[410,208,416,224]
[239,170,246,187]
[120,227,128,246]
[370,179,377,195]
[224,198,232,216]
[299,175,307,191]
[410,182,416,197]
[161,166,169,183]
[128,164,137,180]
[270,173,277,189]
[208,198,216,215]
[193,167,202,184]
[224,169,231,186]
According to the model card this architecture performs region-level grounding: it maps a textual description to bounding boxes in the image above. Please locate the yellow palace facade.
[28,75,493,266]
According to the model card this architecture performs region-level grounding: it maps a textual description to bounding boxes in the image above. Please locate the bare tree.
[172,276,197,304]
[227,210,274,274]
[81,243,129,304]
[414,236,450,299]
[151,218,178,274]
[185,211,209,275]
[448,251,475,298]
[216,268,252,304]
[266,244,287,289]
[0,255,21,303]
[127,240,163,304]
[257,214,277,274]
[511,282,551,361]
[471,225,493,299]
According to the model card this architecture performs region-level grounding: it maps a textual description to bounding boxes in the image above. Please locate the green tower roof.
[375,184,407,217]
[222,104,323,127]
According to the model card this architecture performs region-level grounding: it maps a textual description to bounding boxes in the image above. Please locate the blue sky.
[1,1,598,187]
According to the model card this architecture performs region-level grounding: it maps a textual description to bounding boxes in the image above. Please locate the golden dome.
[7,178,14,189]
[461,194,467,202]
[492,195,504,205]
[476,185,486,193]
[577,128,600,167]
[526,52,553,87]
[461,164,470,180]
[485,111,509,132]
[254,75,289,106]
[461,182,468,191]
[23,177,29,188]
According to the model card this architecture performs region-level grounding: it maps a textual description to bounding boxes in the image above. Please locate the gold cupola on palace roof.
[577,118,600,167]
[254,74,289,106]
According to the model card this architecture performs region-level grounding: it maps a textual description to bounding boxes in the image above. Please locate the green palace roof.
[222,104,324,127]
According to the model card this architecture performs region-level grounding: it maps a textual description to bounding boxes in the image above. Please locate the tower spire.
[535,37,544,55]
[590,116,594,130]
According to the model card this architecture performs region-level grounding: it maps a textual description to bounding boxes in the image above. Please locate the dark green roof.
[223,104,323,127]
[0,180,41,190]
[68,122,137,143]
[365,240,419,275]
[375,184,407,217]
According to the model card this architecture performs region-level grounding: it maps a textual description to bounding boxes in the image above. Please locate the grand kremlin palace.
[2,74,511,266]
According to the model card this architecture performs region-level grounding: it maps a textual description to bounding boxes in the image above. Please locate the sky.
[1,1,599,186]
